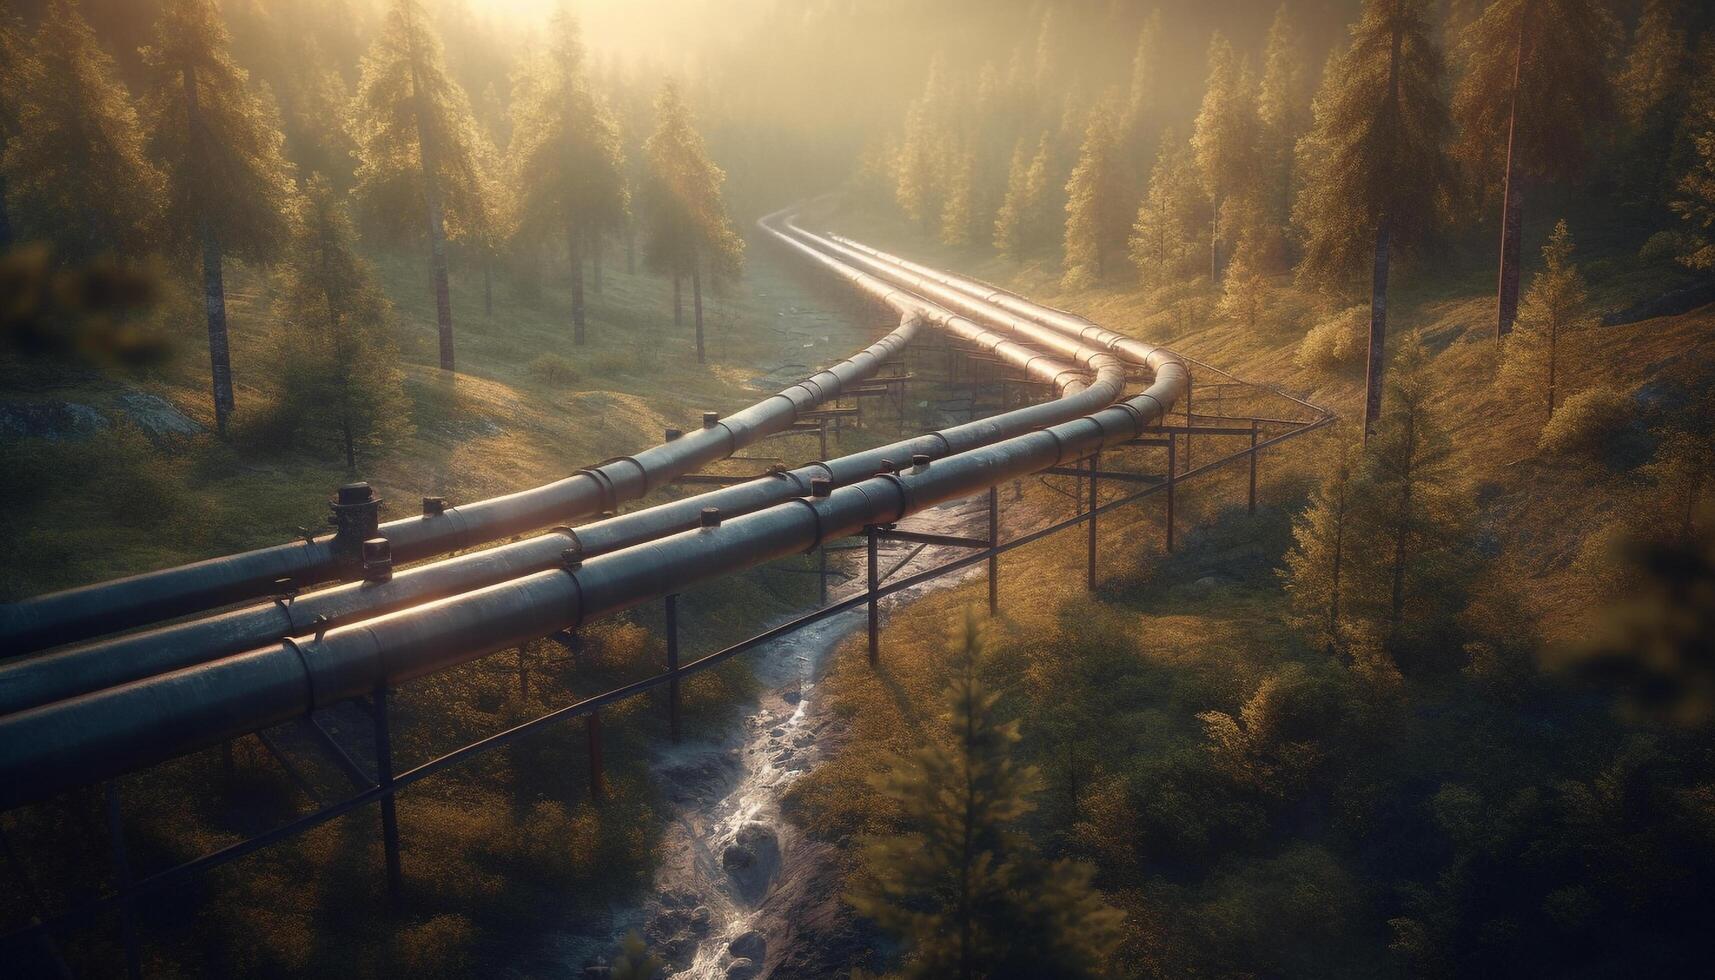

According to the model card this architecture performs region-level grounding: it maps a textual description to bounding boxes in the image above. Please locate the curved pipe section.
[0,343,1185,808]
[0,295,925,655]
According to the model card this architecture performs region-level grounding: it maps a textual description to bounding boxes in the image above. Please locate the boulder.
[728,929,766,961]
[721,822,781,902]
[725,958,759,980]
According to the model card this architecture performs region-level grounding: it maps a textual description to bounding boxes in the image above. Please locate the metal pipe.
[0,297,924,655]
[0,256,1124,714]
[0,346,1185,808]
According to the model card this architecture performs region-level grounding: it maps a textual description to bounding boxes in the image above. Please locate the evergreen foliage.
[3,0,163,262]
[1501,221,1595,419]
[274,176,408,473]
[1128,130,1207,289]
[1256,5,1309,232]
[1191,33,1259,279]
[0,5,41,248]
[849,611,1123,979]
[348,0,489,371]
[1060,107,1126,288]
[643,80,742,363]
[993,134,1052,262]
[940,144,977,247]
[1673,52,1715,269]
[508,7,623,344]
[142,0,296,434]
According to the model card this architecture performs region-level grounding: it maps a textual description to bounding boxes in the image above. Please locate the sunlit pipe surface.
[0,285,922,655]
[0,341,1183,808]
[0,212,1128,714]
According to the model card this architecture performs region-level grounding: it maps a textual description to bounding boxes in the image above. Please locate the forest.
[1,0,1713,978]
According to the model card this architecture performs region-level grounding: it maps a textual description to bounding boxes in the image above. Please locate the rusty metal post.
[1087,452,1099,590]
[866,525,880,666]
[1248,420,1259,515]
[372,687,402,903]
[665,594,681,743]
[586,711,606,802]
[105,781,141,980]
[987,486,999,615]
[1166,435,1177,554]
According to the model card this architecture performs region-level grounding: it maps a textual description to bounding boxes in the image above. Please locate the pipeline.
[0,295,921,655]
[0,211,1139,715]
[0,334,1185,808]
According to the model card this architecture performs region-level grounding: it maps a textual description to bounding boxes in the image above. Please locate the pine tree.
[848,611,1123,979]
[992,133,1051,261]
[1282,441,1360,654]
[1191,33,1259,281]
[1616,0,1691,208]
[940,144,976,247]
[1121,9,1164,167]
[349,0,489,372]
[141,0,295,436]
[275,176,409,473]
[643,80,742,364]
[1128,129,1207,290]
[1351,332,1468,655]
[1257,5,1310,230]
[3,0,163,262]
[1294,0,1453,440]
[1061,108,1127,289]
[896,56,950,232]
[1451,0,1618,338]
[1501,221,1595,419]
[1672,49,1715,270]
[509,7,625,345]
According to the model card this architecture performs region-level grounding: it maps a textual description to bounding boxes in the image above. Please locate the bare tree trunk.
[1364,218,1391,443]
[673,273,682,329]
[568,227,585,345]
[692,256,705,364]
[591,229,603,294]
[183,64,235,436]
[406,4,455,371]
[1495,3,1530,338]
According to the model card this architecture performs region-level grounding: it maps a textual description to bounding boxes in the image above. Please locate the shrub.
[1295,305,1368,374]
[1538,386,1632,459]
[1639,230,1691,266]
[529,352,578,386]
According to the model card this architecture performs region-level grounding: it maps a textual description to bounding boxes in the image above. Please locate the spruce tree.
[1121,10,1164,169]
[848,611,1123,979]
[643,81,742,364]
[992,133,1051,261]
[1615,0,1691,207]
[1061,107,1126,288]
[1257,4,1310,231]
[1451,0,1617,338]
[895,56,950,232]
[1501,220,1595,419]
[349,0,488,372]
[142,0,295,436]
[1282,441,1359,654]
[1129,130,1207,289]
[1672,50,1715,270]
[940,145,976,247]
[1191,33,1259,281]
[1294,0,1452,440]
[1351,332,1467,655]
[509,7,624,344]
[276,176,408,473]
[3,0,162,262]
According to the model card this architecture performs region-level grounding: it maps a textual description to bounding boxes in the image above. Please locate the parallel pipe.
[0,342,1185,808]
[0,295,921,654]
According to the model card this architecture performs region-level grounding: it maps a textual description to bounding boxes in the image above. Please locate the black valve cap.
[702,411,719,428]
[912,454,931,470]
[337,482,374,505]
[422,495,447,516]
[700,507,722,528]
[810,478,832,498]
[665,427,683,441]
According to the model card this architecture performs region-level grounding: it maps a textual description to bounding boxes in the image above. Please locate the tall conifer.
[1191,33,1259,281]
[1061,107,1126,288]
[142,0,295,435]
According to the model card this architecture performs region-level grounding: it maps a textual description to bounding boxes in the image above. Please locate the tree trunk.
[1209,206,1219,282]
[200,222,235,437]
[183,64,235,437]
[568,226,585,345]
[692,257,705,364]
[1546,315,1557,416]
[1495,3,1530,338]
[591,230,603,295]
[673,273,682,329]
[1364,217,1391,443]
[1389,417,1417,634]
[406,5,455,371]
